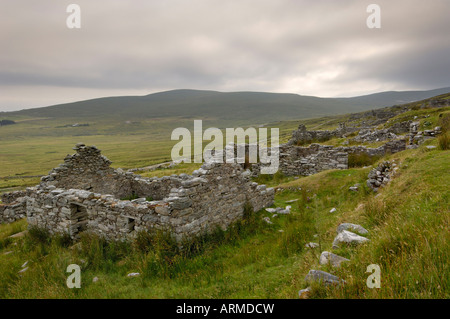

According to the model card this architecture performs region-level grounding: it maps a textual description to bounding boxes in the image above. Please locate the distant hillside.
[3,87,450,125]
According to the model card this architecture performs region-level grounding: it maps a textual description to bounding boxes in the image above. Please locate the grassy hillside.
[0,133,447,299]
[2,88,450,125]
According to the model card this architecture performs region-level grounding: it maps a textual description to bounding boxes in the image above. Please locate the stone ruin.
[0,144,274,242]
[249,138,407,177]
[366,161,397,192]
[287,123,359,146]
[407,121,442,147]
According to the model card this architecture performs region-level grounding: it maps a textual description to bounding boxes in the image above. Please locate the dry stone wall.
[0,200,27,224]
[278,144,348,176]
[287,123,359,146]
[252,138,406,177]
[1,190,27,204]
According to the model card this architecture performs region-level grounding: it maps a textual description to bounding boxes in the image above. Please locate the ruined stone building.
[0,144,274,242]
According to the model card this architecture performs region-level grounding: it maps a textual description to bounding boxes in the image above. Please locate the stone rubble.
[366,161,395,192]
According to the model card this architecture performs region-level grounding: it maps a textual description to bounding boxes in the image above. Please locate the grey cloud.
[0,0,449,110]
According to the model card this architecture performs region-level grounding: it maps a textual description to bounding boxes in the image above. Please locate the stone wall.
[407,122,442,146]
[1,190,27,204]
[40,143,189,201]
[338,139,407,158]
[278,144,348,176]
[351,129,398,143]
[0,190,28,224]
[251,138,406,177]
[388,120,412,134]
[27,161,273,241]
[287,123,359,146]
[0,198,27,224]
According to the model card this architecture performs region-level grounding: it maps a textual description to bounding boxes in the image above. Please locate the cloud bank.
[1,0,449,111]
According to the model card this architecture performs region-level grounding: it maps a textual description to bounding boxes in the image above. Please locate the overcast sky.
[1,0,449,111]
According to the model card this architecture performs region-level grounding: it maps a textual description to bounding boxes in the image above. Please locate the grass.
[348,153,382,168]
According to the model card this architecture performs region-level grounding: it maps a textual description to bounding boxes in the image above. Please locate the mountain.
[3,87,450,125]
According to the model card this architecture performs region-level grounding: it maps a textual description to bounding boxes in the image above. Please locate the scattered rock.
[337,223,368,235]
[319,251,350,268]
[304,270,342,286]
[8,230,28,239]
[18,267,28,274]
[329,208,337,213]
[263,217,273,224]
[305,242,319,249]
[332,230,369,249]
[266,206,291,215]
[298,287,311,299]
[127,272,140,277]
[92,277,99,283]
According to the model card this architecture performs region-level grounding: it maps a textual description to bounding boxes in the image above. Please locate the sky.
[1,0,449,111]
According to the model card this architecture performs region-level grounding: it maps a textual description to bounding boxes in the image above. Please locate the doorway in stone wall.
[69,203,88,239]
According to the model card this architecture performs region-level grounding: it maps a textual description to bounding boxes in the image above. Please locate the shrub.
[27,225,51,244]
[78,232,131,270]
[438,132,450,150]
[348,153,381,168]
[437,113,450,133]
[53,232,73,248]
[120,192,139,201]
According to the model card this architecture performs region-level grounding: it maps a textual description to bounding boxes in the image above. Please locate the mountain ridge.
[2,87,450,125]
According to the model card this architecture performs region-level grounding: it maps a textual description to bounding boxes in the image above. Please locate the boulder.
[319,251,350,268]
[332,230,369,249]
[337,223,368,235]
[305,270,342,286]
